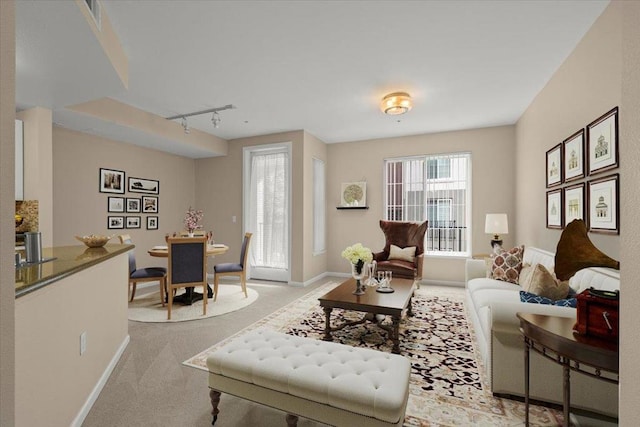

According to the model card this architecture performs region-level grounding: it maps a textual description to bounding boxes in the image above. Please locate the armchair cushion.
[388,244,416,262]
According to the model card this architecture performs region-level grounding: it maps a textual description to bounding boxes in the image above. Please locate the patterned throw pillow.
[519,263,570,300]
[519,290,577,308]
[491,245,524,284]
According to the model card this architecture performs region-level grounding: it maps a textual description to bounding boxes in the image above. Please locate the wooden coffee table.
[318,277,415,354]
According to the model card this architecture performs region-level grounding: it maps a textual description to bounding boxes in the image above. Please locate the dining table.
[148,243,229,305]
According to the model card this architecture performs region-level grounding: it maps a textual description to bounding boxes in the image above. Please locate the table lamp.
[485,213,508,250]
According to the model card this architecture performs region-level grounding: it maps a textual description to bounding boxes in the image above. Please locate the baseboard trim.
[71,334,131,427]
[288,271,332,287]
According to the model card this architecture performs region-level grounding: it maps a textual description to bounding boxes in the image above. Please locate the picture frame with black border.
[563,129,585,182]
[99,168,125,194]
[588,173,619,234]
[142,196,158,213]
[546,188,563,229]
[546,143,563,188]
[587,106,618,176]
[564,182,586,226]
[126,198,141,213]
[128,177,160,194]
[107,216,124,229]
[126,216,141,229]
[107,196,125,213]
[146,216,159,230]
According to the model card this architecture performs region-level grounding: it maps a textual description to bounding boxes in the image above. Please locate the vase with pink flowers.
[184,206,204,237]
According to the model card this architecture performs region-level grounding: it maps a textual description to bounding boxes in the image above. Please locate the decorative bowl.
[75,234,114,248]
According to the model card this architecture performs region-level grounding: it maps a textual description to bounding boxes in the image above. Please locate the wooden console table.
[517,313,618,427]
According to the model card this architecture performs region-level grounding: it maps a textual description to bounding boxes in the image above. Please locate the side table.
[516,313,618,427]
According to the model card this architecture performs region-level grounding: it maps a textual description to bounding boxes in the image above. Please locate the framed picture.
[146,216,159,230]
[564,183,585,226]
[107,196,125,213]
[126,198,141,213]
[142,196,158,213]
[546,189,563,229]
[546,144,563,188]
[107,216,124,229]
[99,168,125,194]
[128,177,160,194]
[588,174,619,234]
[563,129,585,182]
[126,216,141,229]
[340,182,367,207]
[587,107,618,176]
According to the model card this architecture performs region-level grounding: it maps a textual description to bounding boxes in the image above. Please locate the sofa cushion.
[519,291,577,308]
[467,277,521,295]
[519,263,570,300]
[389,244,416,262]
[491,245,524,284]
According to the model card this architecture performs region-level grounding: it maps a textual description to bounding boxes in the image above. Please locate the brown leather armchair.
[373,220,428,280]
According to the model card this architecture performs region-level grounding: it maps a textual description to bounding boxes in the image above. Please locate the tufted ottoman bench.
[206,329,411,426]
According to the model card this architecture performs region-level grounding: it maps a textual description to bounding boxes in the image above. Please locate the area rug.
[184,281,563,426]
[128,284,258,323]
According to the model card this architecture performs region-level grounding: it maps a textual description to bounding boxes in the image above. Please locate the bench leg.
[210,389,221,425]
[285,414,298,427]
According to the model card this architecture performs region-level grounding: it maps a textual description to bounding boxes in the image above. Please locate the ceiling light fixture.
[380,92,413,115]
[167,104,236,131]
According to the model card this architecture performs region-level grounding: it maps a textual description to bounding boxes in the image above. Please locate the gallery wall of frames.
[545,106,619,234]
[98,168,160,231]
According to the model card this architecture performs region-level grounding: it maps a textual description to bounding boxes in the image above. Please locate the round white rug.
[128,284,259,323]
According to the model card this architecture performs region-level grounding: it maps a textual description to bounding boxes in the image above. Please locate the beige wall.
[0,1,16,425]
[515,4,621,258]
[326,126,516,283]
[302,131,328,281]
[16,107,54,246]
[52,126,196,268]
[619,0,640,423]
[195,131,307,282]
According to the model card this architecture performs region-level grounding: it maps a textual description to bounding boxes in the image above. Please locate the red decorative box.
[574,288,619,342]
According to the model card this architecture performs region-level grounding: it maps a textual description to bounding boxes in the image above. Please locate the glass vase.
[351,262,365,295]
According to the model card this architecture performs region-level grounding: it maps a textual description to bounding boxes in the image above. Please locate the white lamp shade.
[485,213,509,235]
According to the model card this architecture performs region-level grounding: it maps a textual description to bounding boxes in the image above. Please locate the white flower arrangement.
[341,243,373,267]
[184,206,204,233]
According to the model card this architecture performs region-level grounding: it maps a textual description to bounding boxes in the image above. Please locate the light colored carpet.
[128,284,258,323]
[184,281,564,426]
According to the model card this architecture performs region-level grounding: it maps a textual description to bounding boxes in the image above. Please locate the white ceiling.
[15,0,609,157]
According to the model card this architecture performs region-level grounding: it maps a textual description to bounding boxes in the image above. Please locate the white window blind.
[313,158,326,254]
[384,152,471,255]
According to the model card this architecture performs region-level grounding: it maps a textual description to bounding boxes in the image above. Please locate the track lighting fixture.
[167,104,236,131]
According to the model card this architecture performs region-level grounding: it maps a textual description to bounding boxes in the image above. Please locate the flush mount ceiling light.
[167,104,236,132]
[380,92,413,115]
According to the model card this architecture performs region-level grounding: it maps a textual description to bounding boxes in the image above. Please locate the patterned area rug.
[184,281,563,426]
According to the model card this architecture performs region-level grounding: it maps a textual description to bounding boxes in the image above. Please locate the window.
[384,153,471,255]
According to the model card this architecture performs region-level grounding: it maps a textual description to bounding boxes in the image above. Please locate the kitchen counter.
[15,243,133,298]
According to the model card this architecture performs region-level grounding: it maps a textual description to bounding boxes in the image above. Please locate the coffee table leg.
[562,357,570,427]
[323,307,333,341]
[391,314,401,354]
[407,295,414,317]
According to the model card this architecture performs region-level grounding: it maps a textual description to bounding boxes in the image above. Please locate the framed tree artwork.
[587,107,618,176]
[546,143,563,188]
[563,129,585,182]
[588,174,619,234]
[99,168,125,194]
[564,183,585,226]
[546,189,563,229]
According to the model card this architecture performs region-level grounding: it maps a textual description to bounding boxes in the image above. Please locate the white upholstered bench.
[206,329,411,426]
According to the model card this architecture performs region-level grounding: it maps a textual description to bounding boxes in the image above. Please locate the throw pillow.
[389,244,416,262]
[518,263,533,286]
[520,263,570,300]
[519,290,577,308]
[491,245,524,284]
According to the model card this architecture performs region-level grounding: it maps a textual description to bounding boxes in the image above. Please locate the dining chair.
[118,234,167,305]
[167,236,208,320]
[213,232,252,302]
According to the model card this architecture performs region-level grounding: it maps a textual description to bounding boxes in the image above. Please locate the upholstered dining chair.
[373,220,428,281]
[118,234,167,305]
[213,233,252,302]
[167,236,208,320]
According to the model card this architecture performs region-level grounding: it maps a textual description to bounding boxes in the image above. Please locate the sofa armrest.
[373,251,388,262]
[490,300,576,334]
[465,258,487,285]
[415,253,424,279]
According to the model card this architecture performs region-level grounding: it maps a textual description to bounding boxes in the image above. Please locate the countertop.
[15,244,133,298]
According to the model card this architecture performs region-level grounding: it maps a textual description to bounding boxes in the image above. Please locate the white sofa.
[465,246,619,417]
